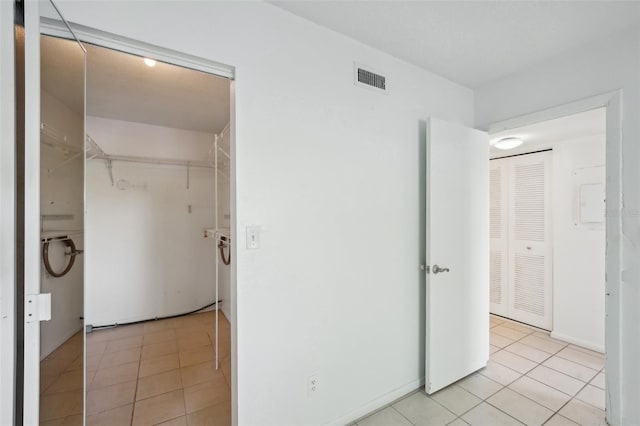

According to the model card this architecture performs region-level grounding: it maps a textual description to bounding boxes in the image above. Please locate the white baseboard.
[325,377,424,426]
[550,331,604,354]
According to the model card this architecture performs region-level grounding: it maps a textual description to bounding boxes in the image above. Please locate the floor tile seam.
[152,414,186,426]
[131,338,144,426]
[520,370,584,399]
[516,340,566,356]
[180,358,189,423]
[487,354,535,376]
[546,377,603,424]
[352,387,423,425]
[456,374,506,402]
[86,399,134,419]
[135,367,184,402]
[565,346,605,361]
[491,346,539,368]
[485,388,557,424]
[470,398,527,425]
[492,325,537,340]
[552,353,603,372]
[538,362,594,384]
[505,376,582,413]
[571,383,606,411]
[132,388,187,424]
[437,394,484,422]
[389,404,417,426]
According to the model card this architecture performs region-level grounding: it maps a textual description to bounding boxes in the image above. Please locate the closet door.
[489,159,508,316]
[507,151,552,330]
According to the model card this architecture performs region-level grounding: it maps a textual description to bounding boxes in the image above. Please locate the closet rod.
[89,154,216,169]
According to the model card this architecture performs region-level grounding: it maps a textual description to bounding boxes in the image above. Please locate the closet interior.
[38,34,233,425]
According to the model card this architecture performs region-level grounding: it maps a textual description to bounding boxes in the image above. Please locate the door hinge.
[25,293,51,323]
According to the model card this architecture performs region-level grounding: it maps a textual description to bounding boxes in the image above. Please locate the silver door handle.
[432,264,450,274]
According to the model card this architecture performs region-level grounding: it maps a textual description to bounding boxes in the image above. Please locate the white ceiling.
[41,36,230,133]
[490,107,605,157]
[271,1,640,88]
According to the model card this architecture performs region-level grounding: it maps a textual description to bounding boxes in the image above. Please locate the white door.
[425,118,489,394]
[507,152,552,329]
[490,159,509,316]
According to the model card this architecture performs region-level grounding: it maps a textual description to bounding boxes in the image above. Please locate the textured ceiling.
[271,1,640,88]
[41,35,230,133]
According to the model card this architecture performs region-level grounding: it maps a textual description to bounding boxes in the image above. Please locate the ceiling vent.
[354,63,387,94]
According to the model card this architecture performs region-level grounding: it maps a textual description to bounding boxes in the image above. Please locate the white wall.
[87,116,214,161]
[550,135,606,352]
[476,26,640,425]
[57,2,473,425]
[40,90,84,359]
[85,117,224,326]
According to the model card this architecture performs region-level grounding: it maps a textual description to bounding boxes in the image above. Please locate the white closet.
[490,151,552,330]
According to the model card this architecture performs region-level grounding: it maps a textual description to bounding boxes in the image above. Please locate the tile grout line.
[129,336,144,426]
[489,323,605,424]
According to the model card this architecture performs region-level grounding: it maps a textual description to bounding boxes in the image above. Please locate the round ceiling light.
[143,58,157,68]
[492,137,523,150]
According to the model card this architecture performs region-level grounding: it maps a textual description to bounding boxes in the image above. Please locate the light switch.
[246,226,260,249]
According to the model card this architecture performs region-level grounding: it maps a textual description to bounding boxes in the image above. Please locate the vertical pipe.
[214,134,219,369]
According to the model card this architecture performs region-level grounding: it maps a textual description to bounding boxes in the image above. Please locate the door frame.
[486,91,621,425]
[21,5,238,424]
[0,2,17,425]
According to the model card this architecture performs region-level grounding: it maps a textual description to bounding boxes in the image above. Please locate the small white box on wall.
[573,166,605,229]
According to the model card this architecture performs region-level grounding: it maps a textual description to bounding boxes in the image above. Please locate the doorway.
[22,3,237,424]
[79,43,232,425]
[489,107,606,349]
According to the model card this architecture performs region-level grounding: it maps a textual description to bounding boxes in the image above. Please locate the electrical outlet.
[308,374,319,396]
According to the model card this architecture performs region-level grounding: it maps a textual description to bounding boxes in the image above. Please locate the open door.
[425,118,489,394]
[22,1,86,424]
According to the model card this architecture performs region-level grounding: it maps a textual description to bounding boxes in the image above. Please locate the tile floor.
[40,310,231,426]
[355,315,606,426]
[40,331,84,425]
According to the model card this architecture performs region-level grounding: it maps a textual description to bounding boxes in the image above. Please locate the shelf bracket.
[106,159,114,186]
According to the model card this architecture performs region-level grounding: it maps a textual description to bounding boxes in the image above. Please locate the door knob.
[432,264,450,274]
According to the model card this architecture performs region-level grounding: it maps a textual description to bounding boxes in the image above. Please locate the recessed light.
[144,58,157,68]
[492,137,523,150]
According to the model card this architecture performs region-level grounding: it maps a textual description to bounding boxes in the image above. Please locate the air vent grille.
[356,66,386,91]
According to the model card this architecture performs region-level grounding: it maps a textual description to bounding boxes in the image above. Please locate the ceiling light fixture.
[144,58,157,68]
[492,137,523,150]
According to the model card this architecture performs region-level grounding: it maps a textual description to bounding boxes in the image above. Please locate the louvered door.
[490,160,508,316]
[507,152,552,329]
[489,151,552,330]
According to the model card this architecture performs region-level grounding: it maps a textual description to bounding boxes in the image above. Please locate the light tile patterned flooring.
[40,331,84,425]
[40,310,231,426]
[355,315,606,426]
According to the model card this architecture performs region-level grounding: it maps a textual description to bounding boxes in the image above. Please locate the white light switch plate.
[246,226,260,249]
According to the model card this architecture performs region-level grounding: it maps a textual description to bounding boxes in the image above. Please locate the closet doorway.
[82,43,233,425]
[463,107,610,421]
[489,108,606,346]
[490,150,552,330]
